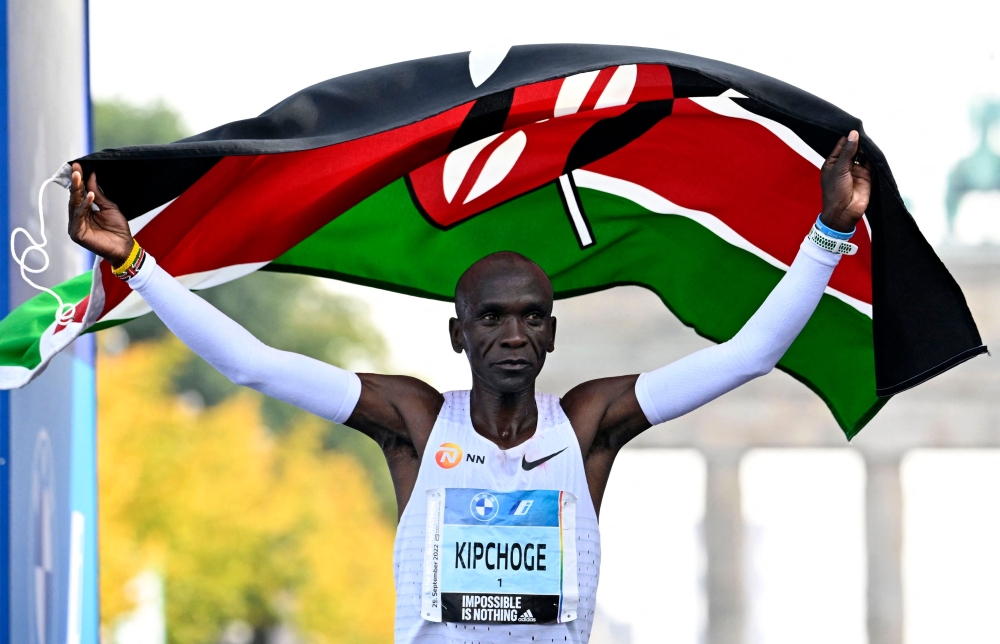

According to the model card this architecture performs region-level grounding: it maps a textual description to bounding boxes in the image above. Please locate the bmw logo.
[470,492,499,522]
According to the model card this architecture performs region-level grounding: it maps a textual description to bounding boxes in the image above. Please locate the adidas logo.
[517,609,536,623]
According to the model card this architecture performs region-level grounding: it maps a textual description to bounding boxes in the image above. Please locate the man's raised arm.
[565,130,873,457]
[66,163,442,449]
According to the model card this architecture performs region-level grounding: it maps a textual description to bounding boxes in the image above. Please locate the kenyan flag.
[0,45,985,438]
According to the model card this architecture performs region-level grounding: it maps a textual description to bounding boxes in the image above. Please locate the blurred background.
[82,1,1000,643]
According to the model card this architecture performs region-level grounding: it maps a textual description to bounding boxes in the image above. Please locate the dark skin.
[69,131,873,519]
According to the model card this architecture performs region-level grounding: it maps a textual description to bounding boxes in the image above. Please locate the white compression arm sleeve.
[127,255,362,424]
[635,238,841,425]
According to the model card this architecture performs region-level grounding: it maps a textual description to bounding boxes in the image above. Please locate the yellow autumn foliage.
[98,337,396,643]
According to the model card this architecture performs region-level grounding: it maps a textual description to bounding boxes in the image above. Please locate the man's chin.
[485,368,539,394]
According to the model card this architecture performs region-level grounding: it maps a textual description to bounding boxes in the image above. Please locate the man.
[68,130,871,643]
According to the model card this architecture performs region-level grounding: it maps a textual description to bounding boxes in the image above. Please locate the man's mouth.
[495,358,531,370]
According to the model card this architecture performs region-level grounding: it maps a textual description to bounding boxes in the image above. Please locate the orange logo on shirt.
[435,443,463,469]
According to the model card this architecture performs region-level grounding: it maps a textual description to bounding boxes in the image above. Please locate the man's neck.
[468,380,538,450]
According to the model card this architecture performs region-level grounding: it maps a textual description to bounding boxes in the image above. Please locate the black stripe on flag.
[449,89,515,151]
[563,99,674,174]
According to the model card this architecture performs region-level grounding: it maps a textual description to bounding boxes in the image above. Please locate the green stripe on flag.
[273,179,882,437]
[0,271,93,371]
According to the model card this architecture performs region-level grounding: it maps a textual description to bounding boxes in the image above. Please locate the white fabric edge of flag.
[572,169,873,318]
[0,316,85,389]
[129,198,175,235]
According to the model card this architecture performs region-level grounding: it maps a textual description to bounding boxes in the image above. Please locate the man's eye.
[481,313,500,322]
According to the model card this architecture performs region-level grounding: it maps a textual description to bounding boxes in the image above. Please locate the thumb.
[86,172,118,211]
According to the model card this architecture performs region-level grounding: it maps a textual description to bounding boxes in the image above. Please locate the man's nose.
[499,317,529,348]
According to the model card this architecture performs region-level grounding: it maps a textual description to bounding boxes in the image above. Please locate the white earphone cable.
[9,163,76,325]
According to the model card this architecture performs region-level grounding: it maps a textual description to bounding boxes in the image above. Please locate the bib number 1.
[421,488,579,625]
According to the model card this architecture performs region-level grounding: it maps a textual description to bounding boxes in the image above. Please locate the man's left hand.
[820,130,873,233]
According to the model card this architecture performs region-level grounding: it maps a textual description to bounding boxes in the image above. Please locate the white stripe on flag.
[559,174,594,248]
[690,96,825,169]
[129,199,175,235]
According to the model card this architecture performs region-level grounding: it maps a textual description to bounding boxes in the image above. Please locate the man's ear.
[547,316,557,353]
[448,317,464,354]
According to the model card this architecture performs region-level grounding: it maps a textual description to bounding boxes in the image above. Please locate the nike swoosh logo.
[521,447,568,471]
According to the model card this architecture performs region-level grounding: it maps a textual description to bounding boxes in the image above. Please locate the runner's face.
[451,267,555,394]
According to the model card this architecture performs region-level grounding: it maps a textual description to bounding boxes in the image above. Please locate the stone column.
[866,457,904,644]
[705,452,745,644]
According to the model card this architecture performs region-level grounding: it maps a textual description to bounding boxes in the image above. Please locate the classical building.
[539,244,999,644]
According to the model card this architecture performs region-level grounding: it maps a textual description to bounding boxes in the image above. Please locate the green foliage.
[99,341,397,644]
[124,268,397,520]
[92,99,190,150]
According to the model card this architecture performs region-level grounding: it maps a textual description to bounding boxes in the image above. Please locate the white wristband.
[807,227,857,255]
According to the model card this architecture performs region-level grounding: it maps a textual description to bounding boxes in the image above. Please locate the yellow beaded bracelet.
[111,240,141,276]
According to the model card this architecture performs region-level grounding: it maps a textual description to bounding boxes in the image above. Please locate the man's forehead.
[455,254,553,315]
[466,266,548,292]
[459,254,550,292]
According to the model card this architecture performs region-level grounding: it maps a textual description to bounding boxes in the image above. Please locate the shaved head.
[454,252,553,321]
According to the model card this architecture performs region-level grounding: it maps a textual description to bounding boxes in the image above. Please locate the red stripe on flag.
[631,64,674,103]
[505,78,563,130]
[584,98,872,304]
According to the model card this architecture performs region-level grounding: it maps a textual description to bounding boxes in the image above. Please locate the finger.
[69,163,86,206]
[72,192,95,224]
[833,130,860,175]
[824,135,848,170]
[86,172,117,210]
[851,162,873,183]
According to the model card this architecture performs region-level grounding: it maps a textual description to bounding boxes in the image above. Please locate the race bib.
[421,488,579,625]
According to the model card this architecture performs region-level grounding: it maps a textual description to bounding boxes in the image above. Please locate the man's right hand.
[67,162,135,266]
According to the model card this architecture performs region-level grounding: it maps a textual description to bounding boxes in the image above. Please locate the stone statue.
[946,101,1000,235]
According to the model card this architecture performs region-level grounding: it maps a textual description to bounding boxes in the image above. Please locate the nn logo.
[435,443,463,469]
[466,454,485,464]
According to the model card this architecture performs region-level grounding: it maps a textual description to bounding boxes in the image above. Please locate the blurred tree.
[99,339,396,644]
[93,99,189,151]
[93,99,396,518]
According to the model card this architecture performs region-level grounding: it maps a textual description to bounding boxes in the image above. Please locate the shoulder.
[358,373,443,408]
[560,374,645,457]
[351,373,445,452]
[560,375,640,425]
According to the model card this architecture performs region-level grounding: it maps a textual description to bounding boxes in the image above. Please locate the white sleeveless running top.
[393,390,601,644]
